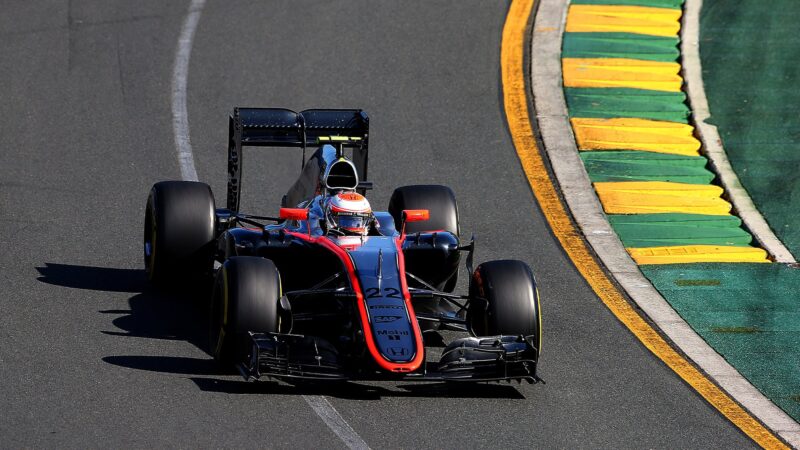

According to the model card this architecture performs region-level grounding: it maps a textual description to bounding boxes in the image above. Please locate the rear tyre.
[389,184,460,292]
[210,257,281,366]
[388,184,459,236]
[144,181,216,286]
[468,260,541,353]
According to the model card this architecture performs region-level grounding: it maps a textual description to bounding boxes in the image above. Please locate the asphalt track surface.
[0,1,755,448]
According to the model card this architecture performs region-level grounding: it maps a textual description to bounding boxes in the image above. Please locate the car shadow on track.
[36,262,212,360]
[188,376,527,400]
[37,263,527,400]
[36,263,146,293]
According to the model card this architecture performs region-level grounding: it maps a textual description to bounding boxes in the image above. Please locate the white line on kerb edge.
[681,0,796,264]
[171,2,369,448]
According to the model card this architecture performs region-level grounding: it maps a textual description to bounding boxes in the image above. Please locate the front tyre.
[210,257,281,366]
[468,260,541,353]
[144,181,216,285]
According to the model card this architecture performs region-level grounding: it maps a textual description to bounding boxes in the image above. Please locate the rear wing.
[227,108,369,211]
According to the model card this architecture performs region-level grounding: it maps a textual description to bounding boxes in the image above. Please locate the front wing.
[238,332,542,384]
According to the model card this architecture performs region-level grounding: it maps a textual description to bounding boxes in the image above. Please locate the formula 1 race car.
[144,108,542,383]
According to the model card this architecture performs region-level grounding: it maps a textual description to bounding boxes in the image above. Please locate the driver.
[324,191,374,236]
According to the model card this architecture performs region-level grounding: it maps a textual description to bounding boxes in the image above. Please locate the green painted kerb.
[609,214,753,247]
[565,88,689,122]
[563,33,680,62]
[581,151,713,183]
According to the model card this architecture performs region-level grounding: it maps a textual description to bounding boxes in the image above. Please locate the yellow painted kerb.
[502,0,786,448]
[570,117,701,155]
[563,58,683,92]
[593,181,732,215]
[566,4,682,37]
[629,245,770,264]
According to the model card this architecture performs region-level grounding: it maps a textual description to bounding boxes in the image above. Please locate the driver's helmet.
[324,192,373,235]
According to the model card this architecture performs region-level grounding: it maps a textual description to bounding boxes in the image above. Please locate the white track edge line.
[170,2,369,448]
[530,0,800,446]
[172,0,203,182]
[303,395,371,450]
[681,0,796,264]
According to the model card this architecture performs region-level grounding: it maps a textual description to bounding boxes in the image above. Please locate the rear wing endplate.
[227,108,369,211]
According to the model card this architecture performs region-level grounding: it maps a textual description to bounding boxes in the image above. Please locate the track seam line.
[170,2,369,448]
[681,0,795,264]
[503,0,790,448]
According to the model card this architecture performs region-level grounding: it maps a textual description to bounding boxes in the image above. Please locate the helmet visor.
[335,214,368,232]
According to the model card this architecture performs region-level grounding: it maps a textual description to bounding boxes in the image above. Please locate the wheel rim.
[210,271,227,359]
[143,199,157,280]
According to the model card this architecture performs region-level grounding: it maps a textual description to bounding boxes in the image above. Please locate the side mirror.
[279,208,309,221]
[402,209,430,222]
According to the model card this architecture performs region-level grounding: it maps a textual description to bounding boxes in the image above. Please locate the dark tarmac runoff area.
[0,1,754,447]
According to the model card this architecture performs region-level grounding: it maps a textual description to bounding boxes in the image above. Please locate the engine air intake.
[325,159,359,190]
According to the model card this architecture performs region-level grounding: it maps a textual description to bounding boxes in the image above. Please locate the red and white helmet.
[324,192,373,235]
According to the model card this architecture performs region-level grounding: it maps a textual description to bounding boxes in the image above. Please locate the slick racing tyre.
[468,260,541,353]
[388,184,459,236]
[144,181,216,286]
[210,257,281,366]
[389,185,460,292]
